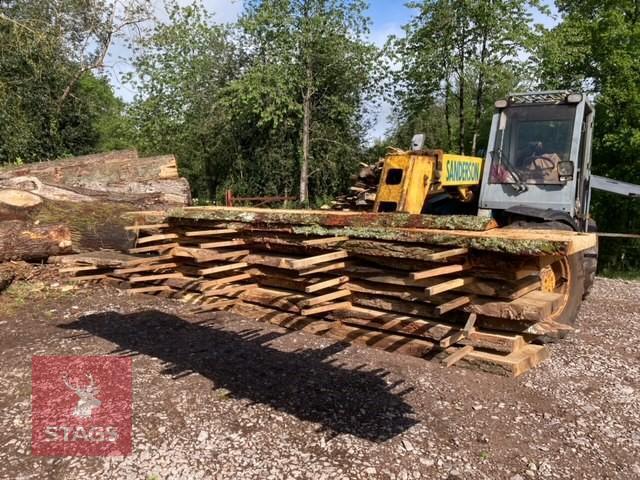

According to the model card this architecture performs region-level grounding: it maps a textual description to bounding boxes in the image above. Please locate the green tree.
[235,0,379,203]
[0,0,145,162]
[126,1,241,198]
[390,0,545,155]
[537,0,640,273]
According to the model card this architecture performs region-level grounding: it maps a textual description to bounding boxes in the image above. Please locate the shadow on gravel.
[62,310,417,442]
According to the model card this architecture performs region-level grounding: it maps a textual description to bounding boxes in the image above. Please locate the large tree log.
[0,149,192,252]
[0,150,178,185]
[0,221,72,262]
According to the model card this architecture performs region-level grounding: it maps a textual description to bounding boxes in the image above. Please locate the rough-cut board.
[297,289,351,308]
[412,263,471,280]
[129,243,178,254]
[333,308,523,353]
[170,206,498,231]
[301,301,353,316]
[198,263,248,276]
[124,223,170,231]
[286,250,349,270]
[289,225,596,256]
[458,344,550,377]
[345,269,542,301]
[183,229,238,237]
[114,263,178,275]
[443,346,474,367]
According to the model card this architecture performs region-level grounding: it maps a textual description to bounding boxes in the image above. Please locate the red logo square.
[31,356,132,457]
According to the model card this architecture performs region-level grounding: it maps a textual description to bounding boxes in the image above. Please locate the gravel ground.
[0,273,638,480]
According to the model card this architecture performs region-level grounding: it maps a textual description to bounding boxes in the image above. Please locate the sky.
[106,0,557,141]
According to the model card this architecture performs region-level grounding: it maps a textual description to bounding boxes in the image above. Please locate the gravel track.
[0,275,638,480]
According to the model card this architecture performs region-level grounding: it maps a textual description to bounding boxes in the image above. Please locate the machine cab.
[478,91,594,231]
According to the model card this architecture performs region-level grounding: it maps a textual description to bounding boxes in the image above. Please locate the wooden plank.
[298,262,347,277]
[440,330,470,349]
[127,285,173,295]
[231,302,337,334]
[411,263,470,280]
[136,233,179,245]
[59,265,98,274]
[435,295,473,315]
[304,276,349,293]
[200,273,252,289]
[326,322,438,357]
[440,313,478,348]
[202,283,258,298]
[68,274,108,282]
[199,239,247,249]
[173,247,250,262]
[172,206,498,231]
[198,263,248,276]
[463,313,478,332]
[124,223,170,231]
[183,229,238,237]
[298,289,351,308]
[301,301,352,316]
[254,274,317,292]
[426,277,476,296]
[302,236,350,246]
[128,243,178,254]
[130,273,184,283]
[443,346,474,367]
[114,263,178,275]
[193,299,239,313]
[348,267,541,300]
[123,254,175,267]
[424,248,469,262]
[287,250,349,270]
[332,307,523,353]
[460,344,549,377]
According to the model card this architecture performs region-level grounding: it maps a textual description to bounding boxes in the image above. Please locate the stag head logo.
[62,373,102,418]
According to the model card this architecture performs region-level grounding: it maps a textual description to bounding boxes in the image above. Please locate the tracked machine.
[69,91,639,376]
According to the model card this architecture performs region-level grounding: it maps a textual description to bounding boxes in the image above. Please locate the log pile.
[0,150,191,257]
[331,161,382,210]
[70,206,597,377]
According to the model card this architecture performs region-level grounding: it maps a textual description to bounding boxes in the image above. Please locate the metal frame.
[478,91,594,230]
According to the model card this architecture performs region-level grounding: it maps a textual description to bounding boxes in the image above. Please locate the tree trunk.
[444,78,453,151]
[0,221,72,262]
[471,32,488,157]
[0,149,192,253]
[0,150,187,202]
[458,41,466,155]
[300,66,313,205]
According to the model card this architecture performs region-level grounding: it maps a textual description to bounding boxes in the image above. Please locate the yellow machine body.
[373,150,484,214]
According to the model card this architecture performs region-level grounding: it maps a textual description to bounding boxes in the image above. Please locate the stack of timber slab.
[112,206,597,377]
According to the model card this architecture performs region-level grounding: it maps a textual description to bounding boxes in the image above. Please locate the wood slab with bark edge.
[171,206,498,231]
